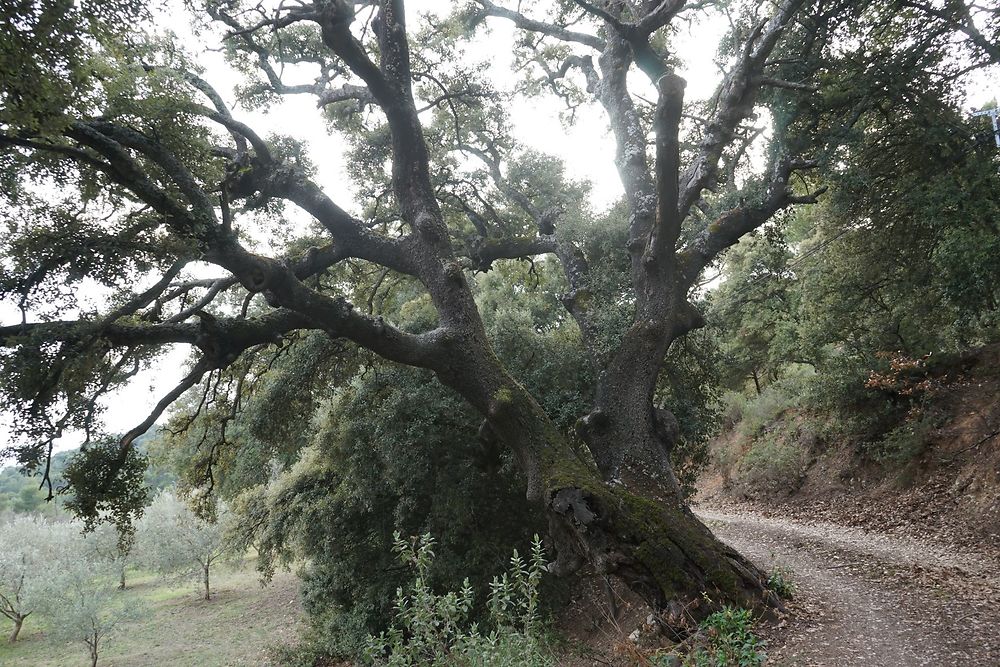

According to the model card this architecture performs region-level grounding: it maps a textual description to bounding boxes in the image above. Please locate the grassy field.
[0,565,304,667]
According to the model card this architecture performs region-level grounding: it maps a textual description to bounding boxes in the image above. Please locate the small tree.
[0,516,67,643]
[45,556,141,667]
[140,491,238,600]
[82,523,135,590]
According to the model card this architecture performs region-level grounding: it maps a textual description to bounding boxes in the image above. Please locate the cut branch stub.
[651,70,686,259]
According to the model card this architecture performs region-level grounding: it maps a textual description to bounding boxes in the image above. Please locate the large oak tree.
[1,0,995,613]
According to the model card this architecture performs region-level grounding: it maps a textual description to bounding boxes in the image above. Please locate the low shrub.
[664,606,766,667]
[766,566,796,599]
[866,409,940,464]
[734,434,806,497]
[735,379,805,439]
[363,533,554,667]
[720,392,748,433]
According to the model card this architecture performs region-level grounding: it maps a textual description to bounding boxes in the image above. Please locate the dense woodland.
[1,0,998,665]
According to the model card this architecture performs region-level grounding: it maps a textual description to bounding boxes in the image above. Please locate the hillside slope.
[701,343,1000,551]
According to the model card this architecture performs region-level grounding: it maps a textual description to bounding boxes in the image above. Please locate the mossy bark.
[429,309,773,618]
[476,376,774,618]
[545,480,774,615]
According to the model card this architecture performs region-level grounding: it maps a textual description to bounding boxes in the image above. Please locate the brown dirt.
[554,574,669,666]
[697,505,1000,666]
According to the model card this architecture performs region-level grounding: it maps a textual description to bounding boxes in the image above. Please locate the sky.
[1,1,998,459]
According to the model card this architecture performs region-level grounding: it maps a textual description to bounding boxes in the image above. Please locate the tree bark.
[118,566,126,591]
[437,342,775,618]
[202,563,211,601]
[505,387,773,617]
[8,615,23,643]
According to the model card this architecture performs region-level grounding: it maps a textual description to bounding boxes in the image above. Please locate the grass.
[0,564,303,667]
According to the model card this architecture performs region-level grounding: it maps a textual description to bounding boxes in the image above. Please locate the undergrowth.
[734,432,807,497]
[766,566,796,599]
[684,607,767,667]
[363,533,554,666]
[651,606,767,667]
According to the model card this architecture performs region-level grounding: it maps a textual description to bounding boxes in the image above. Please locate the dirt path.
[696,506,1000,666]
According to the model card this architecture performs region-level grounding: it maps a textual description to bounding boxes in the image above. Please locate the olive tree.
[44,556,142,667]
[139,491,238,600]
[0,516,69,643]
[83,523,136,591]
[0,0,995,614]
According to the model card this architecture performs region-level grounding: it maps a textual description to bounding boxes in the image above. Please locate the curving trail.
[696,506,1000,666]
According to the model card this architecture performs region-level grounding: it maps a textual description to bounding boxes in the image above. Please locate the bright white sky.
[1,1,997,459]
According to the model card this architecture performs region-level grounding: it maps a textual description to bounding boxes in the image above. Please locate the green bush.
[363,533,554,667]
[719,392,748,433]
[766,566,796,599]
[237,366,546,659]
[734,433,806,497]
[868,411,939,464]
[805,353,920,452]
[735,379,805,439]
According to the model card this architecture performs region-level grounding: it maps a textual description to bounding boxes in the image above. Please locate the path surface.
[696,506,1000,666]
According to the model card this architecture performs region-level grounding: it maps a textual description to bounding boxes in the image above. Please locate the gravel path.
[696,506,1000,666]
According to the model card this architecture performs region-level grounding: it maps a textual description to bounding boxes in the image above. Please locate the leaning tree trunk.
[439,346,775,620]
[8,615,24,643]
[509,388,770,616]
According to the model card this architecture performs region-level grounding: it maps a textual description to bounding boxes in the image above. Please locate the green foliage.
[733,378,805,440]
[232,364,544,658]
[0,0,149,134]
[658,329,725,497]
[363,533,553,667]
[684,607,767,667]
[138,491,241,597]
[867,410,940,465]
[0,433,173,521]
[734,429,808,498]
[0,516,71,639]
[44,553,144,665]
[709,17,1000,485]
[707,231,802,394]
[476,260,593,432]
[558,203,633,359]
[82,521,135,589]
[766,566,795,600]
[157,330,359,502]
[62,437,150,539]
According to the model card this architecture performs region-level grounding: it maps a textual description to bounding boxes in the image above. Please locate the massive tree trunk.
[437,341,774,617]
[507,387,770,615]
